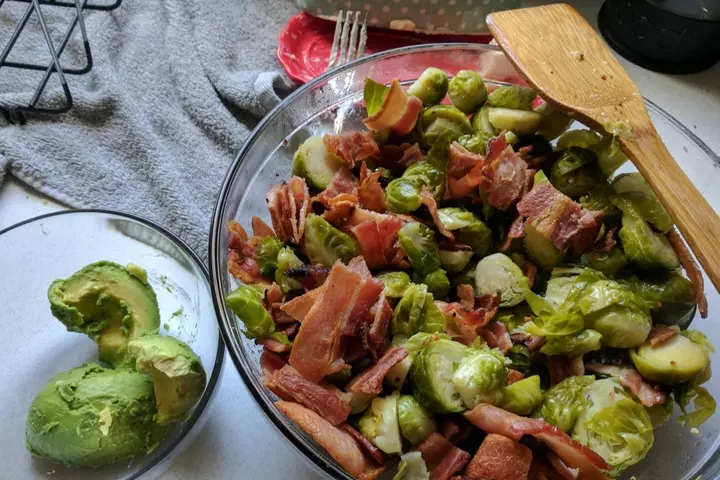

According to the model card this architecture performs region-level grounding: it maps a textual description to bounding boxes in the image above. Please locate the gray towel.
[0,0,299,259]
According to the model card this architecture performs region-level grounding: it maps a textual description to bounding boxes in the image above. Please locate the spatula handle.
[621,132,720,292]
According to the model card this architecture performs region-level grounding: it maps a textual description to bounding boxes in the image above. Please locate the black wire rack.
[0,0,121,124]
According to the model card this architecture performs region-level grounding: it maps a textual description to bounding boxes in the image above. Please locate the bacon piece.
[446,142,487,199]
[363,79,420,134]
[481,321,513,353]
[486,134,507,162]
[510,332,546,351]
[546,452,580,480]
[457,284,475,310]
[647,324,680,347]
[584,363,667,407]
[667,229,708,318]
[500,215,525,252]
[280,288,322,322]
[413,433,471,480]
[260,349,287,377]
[285,265,330,291]
[517,182,604,256]
[266,283,284,305]
[267,176,310,244]
[441,295,500,345]
[431,448,471,480]
[568,355,585,377]
[358,163,387,213]
[314,167,360,208]
[322,192,359,225]
[347,346,408,396]
[366,294,393,358]
[400,143,424,167]
[522,261,538,289]
[228,250,266,285]
[465,433,533,480]
[347,209,405,267]
[352,221,388,270]
[479,146,531,211]
[593,226,617,253]
[228,220,250,252]
[289,262,363,382]
[548,356,574,386]
[269,365,351,425]
[256,337,291,353]
[419,185,454,240]
[324,132,380,169]
[464,404,611,479]
[252,216,276,238]
[340,424,386,465]
[393,95,423,136]
[507,369,526,385]
[343,257,385,337]
[275,401,376,477]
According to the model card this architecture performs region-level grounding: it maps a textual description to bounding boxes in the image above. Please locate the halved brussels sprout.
[275,246,304,292]
[612,173,673,233]
[501,375,543,415]
[550,147,603,198]
[533,375,596,432]
[386,332,449,389]
[225,285,289,344]
[410,339,469,413]
[451,347,508,409]
[397,394,438,445]
[571,378,654,476]
[437,207,475,230]
[392,283,445,335]
[474,253,529,307]
[398,222,442,277]
[394,452,430,480]
[579,184,622,226]
[304,214,360,267]
[630,334,709,384]
[256,236,284,278]
[619,272,696,328]
[408,67,449,106]
[419,105,473,147]
[419,269,451,299]
[580,247,628,276]
[458,131,494,154]
[377,271,412,299]
[541,329,603,357]
[437,207,493,257]
[471,105,496,134]
[292,136,342,190]
[486,85,536,111]
[487,107,542,135]
[358,391,403,454]
[439,250,474,274]
[385,178,424,213]
[536,108,573,140]
[556,129,628,177]
[557,129,604,150]
[448,70,487,114]
[523,221,564,270]
[618,213,679,271]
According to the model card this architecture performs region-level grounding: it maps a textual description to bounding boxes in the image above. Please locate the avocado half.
[128,334,207,426]
[25,363,165,467]
[48,261,160,367]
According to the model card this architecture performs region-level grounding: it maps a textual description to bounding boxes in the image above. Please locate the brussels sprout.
[386,178,424,213]
[612,173,673,233]
[487,107,542,135]
[419,105,473,147]
[437,207,493,257]
[364,78,390,116]
[397,395,438,445]
[225,285,289,343]
[533,375,596,432]
[451,347,508,409]
[618,213,679,271]
[410,339,469,413]
[506,344,533,373]
[630,334,709,384]
[571,378,654,475]
[439,250,474,274]
[534,169,549,184]
[471,105,496,134]
[580,247,628,276]
[304,214,360,267]
[556,129,628,177]
[523,221,564,271]
[398,222,442,277]
[386,332,449,388]
[392,283,446,336]
[458,131,494,154]
[474,253,529,307]
[550,147,602,198]
[358,391,403,454]
[292,136,342,190]
[513,133,553,157]
[394,452,430,480]
[674,362,716,429]
[579,184,622,226]
[437,207,475,230]
[501,375,543,415]
[619,272,696,328]
[256,236,284,278]
[408,67,449,106]
[536,108,573,140]
[487,85,536,111]
[419,269,451,299]
[541,329,603,357]
[497,304,534,334]
[274,246,304,292]
[448,70,488,114]
[544,276,575,307]
[557,129,604,150]
[377,271,412,299]
[647,400,674,428]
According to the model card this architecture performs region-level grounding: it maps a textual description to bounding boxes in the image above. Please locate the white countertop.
[2,3,719,479]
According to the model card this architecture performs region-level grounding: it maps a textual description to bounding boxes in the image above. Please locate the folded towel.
[0,0,299,259]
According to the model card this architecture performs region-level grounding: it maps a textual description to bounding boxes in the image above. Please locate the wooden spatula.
[486,3,720,292]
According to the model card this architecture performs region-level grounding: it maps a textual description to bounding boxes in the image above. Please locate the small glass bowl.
[0,210,224,479]
[210,43,720,479]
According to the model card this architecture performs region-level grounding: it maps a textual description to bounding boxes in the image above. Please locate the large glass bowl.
[209,44,720,479]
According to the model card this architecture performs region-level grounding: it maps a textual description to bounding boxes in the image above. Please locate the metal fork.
[327,10,368,71]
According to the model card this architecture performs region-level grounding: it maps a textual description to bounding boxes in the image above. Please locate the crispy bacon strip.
[440,294,500,345]
[500,215,525,252]
[280,288,322,322]
[314,167,359,208]
[227,220,271,285]
[510,332,547,352]
[481,320,513,353]
[289,262,363,382]
[322,192,359,225]
[268,365,351,425]
[256,337,291,353]
[457,284,475,310]
[464,404,611,479]
[340,424,386,465]
[486,134,508,162]
[400,143,423,167]
[465,433,533,480]
[266,283,284,305]
[647,324,680,347]
[366,294,393,358]
[413,433,471,479]
[260,349,287,377]
[276,401,376,477]
[324,132,380,169]
[522,261,538,289]
[394,96,423,136]
[667,229,708,318]
[347,209,405,266]
[267,176,310,244]
[548,356,574,386]
[352,221,388,270]
[546,452,580,480]
[593,226,617,253]
[228,250,266,285]
[585,363,668,407]
[363,79,421,135]
[358,162,387,212]
[343,257,385,337]
[420,185,454,239]
[347,346,409,395]
[479,146,531,211]
[285,265,330,291]
[228,220,250,252]
[251,216,275,238]
[446,142,487,199]
[431,447,471,480]
[507,369,526,385]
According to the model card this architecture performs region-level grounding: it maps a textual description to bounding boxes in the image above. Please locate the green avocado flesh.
[48,261,161,367]
[25,364,166,467]
[128,334,207,426]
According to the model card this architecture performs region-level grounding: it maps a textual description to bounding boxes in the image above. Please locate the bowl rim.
[209,42,720,479]
[1,208,226,479]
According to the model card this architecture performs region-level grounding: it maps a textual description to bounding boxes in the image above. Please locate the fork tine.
[337,10,352,65]
[327,9,343,70]
[356,13,368,60]
[346,11,361,62]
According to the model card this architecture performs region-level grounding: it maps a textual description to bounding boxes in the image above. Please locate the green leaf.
[364,78,389,117]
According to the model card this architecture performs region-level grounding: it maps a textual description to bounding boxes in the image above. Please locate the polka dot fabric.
[297,0,519,34]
